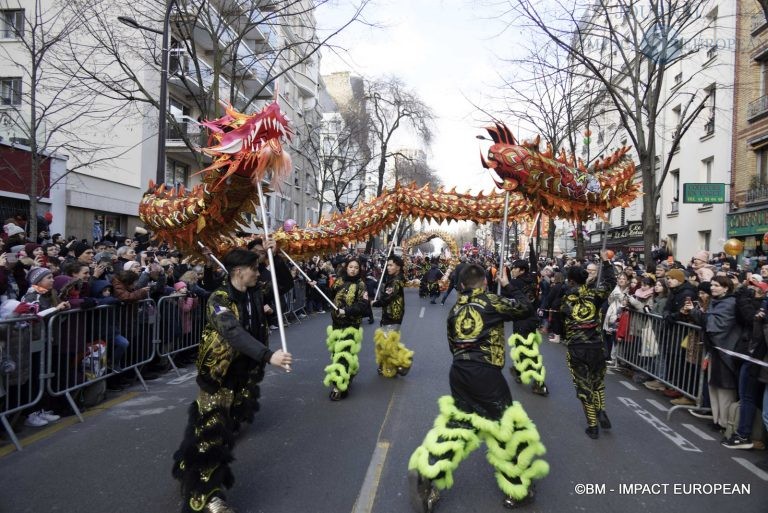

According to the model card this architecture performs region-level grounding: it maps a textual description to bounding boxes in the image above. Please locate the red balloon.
[43,212,53,222]
[762,232,768,245]
[605,249,615,259]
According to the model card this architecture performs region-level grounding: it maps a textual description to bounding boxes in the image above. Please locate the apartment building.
[571,1,735,263]
[0,0,321,240]
[729,0,768,258]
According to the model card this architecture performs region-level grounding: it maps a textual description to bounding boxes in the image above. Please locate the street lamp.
[118,0,177,186]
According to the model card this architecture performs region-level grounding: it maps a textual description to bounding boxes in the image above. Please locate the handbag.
[615,310,630,341]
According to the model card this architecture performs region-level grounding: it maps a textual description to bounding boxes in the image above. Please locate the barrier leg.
[0,413,22,452]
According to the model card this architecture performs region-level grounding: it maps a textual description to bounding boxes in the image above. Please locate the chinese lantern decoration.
[723,238,744,256]
[762,232,768,245]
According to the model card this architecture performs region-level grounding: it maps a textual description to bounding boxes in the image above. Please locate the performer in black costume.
[172,248,292,513]
[503,258,549,396]
[561,251,616,439]
[408,264,549,512]
[371,254,413,377]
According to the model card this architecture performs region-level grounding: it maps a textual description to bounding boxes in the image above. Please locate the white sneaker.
[25,412,49,427]
[298,313,307,319]
[38,410,60,422]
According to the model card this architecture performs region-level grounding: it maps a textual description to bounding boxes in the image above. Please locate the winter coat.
[689,295,740,389]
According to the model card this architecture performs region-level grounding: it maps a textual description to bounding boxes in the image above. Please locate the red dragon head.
[201,102,293,188]
[480,122,532,191]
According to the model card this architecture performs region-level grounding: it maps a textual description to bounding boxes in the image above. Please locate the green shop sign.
[683,183,725,203]
[727,209,768,237]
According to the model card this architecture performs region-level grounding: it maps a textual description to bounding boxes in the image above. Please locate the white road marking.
[618,397,701,452]
[732,457,768,481]
[619,380,638,390]
[168,371,198,385]
[681,423,716,441]
[419,307,425,318]
[647,399,670,412]
[352,441,390,513]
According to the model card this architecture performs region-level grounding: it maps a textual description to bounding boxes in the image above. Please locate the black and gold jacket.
[197,284,272,393]
[330,274,370,329]
[561,262,616,346]
[376,272,405,326]
[447,287,532,367]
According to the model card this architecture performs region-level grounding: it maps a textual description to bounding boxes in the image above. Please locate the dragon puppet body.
[139,103,638,257]
[480,122,640,220]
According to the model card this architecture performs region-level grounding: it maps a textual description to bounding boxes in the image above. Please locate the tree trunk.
[576,220,585,259]
[641,158,658,265]
[546,217,555,259]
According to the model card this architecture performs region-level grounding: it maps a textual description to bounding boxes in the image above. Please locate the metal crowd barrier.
[0,315,46,451]
[1,288,315,452]
[155,295,205,376]
[615,309,706,420]
[45,299,158,421]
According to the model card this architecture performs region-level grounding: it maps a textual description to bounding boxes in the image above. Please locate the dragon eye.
[488,152,494,159]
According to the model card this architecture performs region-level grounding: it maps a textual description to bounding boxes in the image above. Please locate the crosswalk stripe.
[619,381,638,390]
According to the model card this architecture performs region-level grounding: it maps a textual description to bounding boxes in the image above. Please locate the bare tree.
[364,76,435,197]
[294,109,371,216]
[0,0,136,236]
[512,0,721,263]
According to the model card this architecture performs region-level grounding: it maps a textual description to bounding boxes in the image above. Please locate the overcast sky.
[315,0,524,193]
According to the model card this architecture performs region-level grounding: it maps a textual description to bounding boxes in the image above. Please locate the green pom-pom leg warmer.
[408,397,549,498]
[509,332,546,386]
[408,396,482,490]
[374,327,414,378]
[323,325,363,392]
[482,401,549,500]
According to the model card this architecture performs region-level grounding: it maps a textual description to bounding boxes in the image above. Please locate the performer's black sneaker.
[408,469,439,513]
[531,383,549,396]
[598,410,612,429]
[397,366,410,377]
[204,496,237,513]
[503,484,535,509]
[509,368,523,384]
[329,387,346,401]
[377,367,383,376]
[585,426,599,439]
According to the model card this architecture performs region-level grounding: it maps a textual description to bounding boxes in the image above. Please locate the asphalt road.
[1,289,766,513]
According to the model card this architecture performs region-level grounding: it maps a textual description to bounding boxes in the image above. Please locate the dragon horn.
[502,123,516,145]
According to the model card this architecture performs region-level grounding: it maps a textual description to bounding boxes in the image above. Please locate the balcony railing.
[748,95,768,120]
[670,200,679,214]
[703,118,714,136]
[752,14,768,34]
[706,46,717,60]
[745,186,768,204]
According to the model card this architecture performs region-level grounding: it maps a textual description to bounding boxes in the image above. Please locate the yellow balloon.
[723,238,744,256]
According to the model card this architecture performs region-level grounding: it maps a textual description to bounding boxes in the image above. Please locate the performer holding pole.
[371,253,414,378]
[172,248,292,513]
[497,191,510,295]
[322,257,370,400]
[408,264,548,512]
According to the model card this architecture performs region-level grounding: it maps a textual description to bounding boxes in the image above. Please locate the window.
[699,230,711,252]
[762,62,768,96]
[703,85,716,135]
[0,77,22,106]
[0,10,23,39]
[280,198,289,220]
[94,212,122,237]
[671,170,680,201]
[757,148,768,185]
[165,158,189,187]
[702,157,713,183]
[293,202,299,219]
[168,98,190,139]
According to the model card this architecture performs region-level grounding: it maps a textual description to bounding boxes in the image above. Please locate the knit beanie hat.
[666,269,685,283]
[693,250,710,263]
[174,282,187,291]
[73,242,91,258]
[24,243,40,256]
[4,223,24,237]
[27,267,52,285]
[123,261,139,272]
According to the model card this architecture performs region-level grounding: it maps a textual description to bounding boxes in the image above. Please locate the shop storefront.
[585,221,646,260]
[726,208,768,258]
